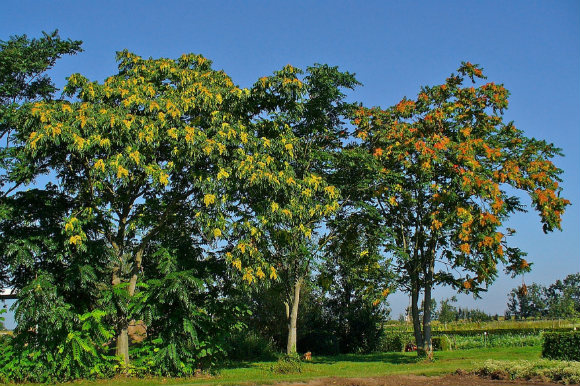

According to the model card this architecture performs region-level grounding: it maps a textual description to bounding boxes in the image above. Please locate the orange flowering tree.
[353,62,570,358]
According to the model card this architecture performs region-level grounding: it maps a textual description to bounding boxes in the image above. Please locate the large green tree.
[238,63,359,354]
[0,30,82,303]
[506,283,547,318]
[0,31,82,284]
[545,273,580,318]
[3,50,282,366]
[353,62,570,358]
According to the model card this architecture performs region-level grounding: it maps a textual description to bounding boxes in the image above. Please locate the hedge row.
[432,335,452,351]
[379,330,545,352]
[411,327,574,336]
[379,333,414,352]
[379,333,453,352]
[542,332,580,361]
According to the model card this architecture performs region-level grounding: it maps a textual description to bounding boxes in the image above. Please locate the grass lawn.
[15,346,541,386]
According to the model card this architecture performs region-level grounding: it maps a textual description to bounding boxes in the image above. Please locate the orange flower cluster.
[479,212,500,226]
[395,99,416,114]
[535,189,551,205]
[480,236,494,247]
[431,219,443,230]
[433,136,450,150]
[482,144,501,160]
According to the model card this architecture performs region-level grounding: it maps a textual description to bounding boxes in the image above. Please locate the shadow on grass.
[216,351,419,372]
[310,352,420,365]
[217,359,270,370]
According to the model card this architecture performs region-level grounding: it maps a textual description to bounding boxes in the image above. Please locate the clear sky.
[1,0,579,326]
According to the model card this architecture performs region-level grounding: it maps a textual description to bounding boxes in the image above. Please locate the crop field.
[384,318,579,333]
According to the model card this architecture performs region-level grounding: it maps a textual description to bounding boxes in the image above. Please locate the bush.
[226,330,278,361]
[379,333,414,352]
[0,317,118,383]
[542,332,580,361]
[270,353,302,374]
[477,359,580,384]
[432,335,452,351]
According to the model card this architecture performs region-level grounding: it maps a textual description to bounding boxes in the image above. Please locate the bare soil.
[275,373,566,386]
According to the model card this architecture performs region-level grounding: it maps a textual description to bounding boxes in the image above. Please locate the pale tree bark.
[112,265,130,365]
[128,248,144,297]
[116,327,129,364]
[286,278,302,355]
[112,245,147,365]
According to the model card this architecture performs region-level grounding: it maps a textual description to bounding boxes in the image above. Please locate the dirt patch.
[274,373,564,386]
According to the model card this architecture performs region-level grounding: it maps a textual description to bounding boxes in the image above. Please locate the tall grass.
[383,319,558,351]
[385,318,578,333]
[451,333,543,349]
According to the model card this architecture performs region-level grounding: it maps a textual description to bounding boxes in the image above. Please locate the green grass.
[11,346,541,386]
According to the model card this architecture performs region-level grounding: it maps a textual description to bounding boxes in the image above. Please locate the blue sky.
[1,1,579,326]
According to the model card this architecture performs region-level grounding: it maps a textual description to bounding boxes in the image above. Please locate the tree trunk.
[410,275,423,352]
[110,246,144,366]
[286,278,302,355]
[112,266,130,365]
[422,279,433,360]
[116,326,129,365]
[421,245,436,360]
[128,248,144,297]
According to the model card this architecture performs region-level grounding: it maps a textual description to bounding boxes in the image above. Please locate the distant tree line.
[435,297,494,323]
[506,273,580,319]
[402,296,495,324]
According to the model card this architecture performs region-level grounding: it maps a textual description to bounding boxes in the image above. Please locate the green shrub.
[542,332,580,361]
[270,353,303,374]
[432,335,452,351]
[226,330,278,360]
[477,359,580,384]
[0,310,118,383]
[378,333,413,352]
